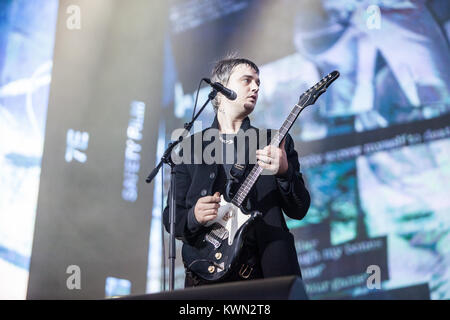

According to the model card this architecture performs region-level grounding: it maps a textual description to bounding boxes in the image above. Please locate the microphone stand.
[146,89,217,291]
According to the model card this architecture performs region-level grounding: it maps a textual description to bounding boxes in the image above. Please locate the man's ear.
[214,96,222,112]
[216,95,222,108]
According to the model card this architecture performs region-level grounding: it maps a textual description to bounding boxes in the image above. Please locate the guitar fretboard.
[231,94,310,207]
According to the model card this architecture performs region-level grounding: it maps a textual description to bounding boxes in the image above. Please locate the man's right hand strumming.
[194,191,221,225]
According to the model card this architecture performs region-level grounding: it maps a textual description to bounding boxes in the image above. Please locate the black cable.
[191,78,207,122]
[161,162,166,292]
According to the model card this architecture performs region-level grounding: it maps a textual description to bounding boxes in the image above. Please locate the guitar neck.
[230,69,340,207]
[231,102,307,207]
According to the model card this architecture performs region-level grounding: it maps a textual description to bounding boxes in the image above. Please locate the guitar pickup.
[211,225,229,240]
[205,225,229,249]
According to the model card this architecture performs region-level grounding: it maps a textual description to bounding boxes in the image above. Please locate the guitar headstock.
[298,70,340,108]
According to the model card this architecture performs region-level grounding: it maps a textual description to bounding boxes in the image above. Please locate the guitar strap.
[225,132,262,209]
[229,163,247,181]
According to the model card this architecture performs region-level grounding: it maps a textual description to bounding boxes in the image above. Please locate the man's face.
[223,63,260,115]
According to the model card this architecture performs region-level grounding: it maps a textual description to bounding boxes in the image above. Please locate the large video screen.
[1,0,449,300]
[151,0,450,299]
[0,0,59,299]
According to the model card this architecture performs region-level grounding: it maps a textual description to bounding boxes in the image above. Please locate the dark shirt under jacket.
[163,116,311,286]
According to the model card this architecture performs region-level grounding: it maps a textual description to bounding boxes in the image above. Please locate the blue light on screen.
[0,0,59,299]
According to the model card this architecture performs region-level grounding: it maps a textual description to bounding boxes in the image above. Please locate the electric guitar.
[182,70,340,282]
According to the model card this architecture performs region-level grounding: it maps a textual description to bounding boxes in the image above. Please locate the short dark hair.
[210,54,259,112]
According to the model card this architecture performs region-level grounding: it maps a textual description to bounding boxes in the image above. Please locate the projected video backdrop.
[0,0,59,299]
[154,0,450,299]
[27,0,165,299]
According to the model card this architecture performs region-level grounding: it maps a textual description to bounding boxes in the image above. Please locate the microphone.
[203,78,237,100]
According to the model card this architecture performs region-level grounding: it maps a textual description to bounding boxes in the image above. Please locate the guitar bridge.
[205,234,220,249]
[205,224,229,249]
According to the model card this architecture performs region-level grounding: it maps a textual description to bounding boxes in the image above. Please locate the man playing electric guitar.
[163,56,311,287]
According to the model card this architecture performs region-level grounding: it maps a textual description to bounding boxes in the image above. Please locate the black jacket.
[163,116,310,280]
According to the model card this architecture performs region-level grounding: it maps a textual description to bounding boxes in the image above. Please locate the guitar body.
[182,195,262,282]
